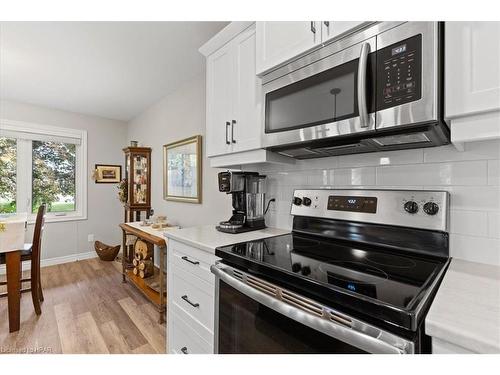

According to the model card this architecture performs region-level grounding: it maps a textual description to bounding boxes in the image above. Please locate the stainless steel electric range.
[211,189,450,354]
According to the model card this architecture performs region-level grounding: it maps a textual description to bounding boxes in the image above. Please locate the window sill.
[27,213,87,225]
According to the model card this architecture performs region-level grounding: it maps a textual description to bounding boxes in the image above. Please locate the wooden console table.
[119,222,176,323]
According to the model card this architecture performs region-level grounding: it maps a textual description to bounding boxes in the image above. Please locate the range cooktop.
[217,233,446,309]
[215,189,451,333]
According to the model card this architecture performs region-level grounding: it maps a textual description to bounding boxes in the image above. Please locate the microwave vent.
[372,133,431,147]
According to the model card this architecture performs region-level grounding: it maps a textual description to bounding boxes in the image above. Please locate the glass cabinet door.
[132,154,148,205]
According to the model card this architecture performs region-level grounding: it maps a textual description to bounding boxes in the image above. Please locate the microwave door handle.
[357,42,370,128]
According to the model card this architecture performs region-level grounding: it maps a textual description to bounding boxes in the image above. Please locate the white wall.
[247,140,500,266]
[127,74,231,228]
[0,99,127,261]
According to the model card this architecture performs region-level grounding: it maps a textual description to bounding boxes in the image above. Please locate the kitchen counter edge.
[163,225,290,254]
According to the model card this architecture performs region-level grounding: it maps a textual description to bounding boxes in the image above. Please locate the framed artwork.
[95,164,122,183]
[163,135,202,204]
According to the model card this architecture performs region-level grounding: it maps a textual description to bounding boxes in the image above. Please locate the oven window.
[218,280,367,354]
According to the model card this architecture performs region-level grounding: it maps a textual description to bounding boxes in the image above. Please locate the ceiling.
[0,21,228,121]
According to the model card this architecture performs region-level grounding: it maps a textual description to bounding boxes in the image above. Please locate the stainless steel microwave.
[262,22,449,159]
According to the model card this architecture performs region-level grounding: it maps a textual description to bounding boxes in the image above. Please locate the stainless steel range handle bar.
[211,263,414,354]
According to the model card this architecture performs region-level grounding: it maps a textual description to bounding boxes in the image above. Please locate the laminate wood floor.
[0,257,166,354]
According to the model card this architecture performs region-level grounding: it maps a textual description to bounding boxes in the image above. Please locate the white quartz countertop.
[426,258,500,353]
[163,225,289,253]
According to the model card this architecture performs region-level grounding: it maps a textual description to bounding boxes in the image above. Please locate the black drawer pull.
[181,346,188,354]
[181,256,200,265]
[181,295,199,308]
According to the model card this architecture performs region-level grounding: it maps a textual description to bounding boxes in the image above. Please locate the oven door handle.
[211,264,413,354]
[357,42,370,128]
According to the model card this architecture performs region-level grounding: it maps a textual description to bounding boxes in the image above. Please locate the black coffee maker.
[216,171,266,234]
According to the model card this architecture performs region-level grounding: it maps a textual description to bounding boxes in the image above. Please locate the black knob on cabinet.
[404,201,419,214]
[423,202,439,215]
[302,197,312,206]
[293,197,303,206]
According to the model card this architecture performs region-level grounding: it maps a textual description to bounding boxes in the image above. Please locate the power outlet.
[87,234,94,243]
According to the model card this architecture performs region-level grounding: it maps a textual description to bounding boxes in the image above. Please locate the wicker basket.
[94,241,120,261]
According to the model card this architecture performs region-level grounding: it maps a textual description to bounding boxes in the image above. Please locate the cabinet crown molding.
[199,21,255,57]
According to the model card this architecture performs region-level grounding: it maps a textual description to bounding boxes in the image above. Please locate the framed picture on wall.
[95,164,122,183]
[163,135,202,204]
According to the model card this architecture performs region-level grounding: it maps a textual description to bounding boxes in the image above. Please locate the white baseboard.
[0,251,97,275]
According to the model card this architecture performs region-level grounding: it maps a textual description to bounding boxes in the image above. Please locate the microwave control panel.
[376,34,422,111]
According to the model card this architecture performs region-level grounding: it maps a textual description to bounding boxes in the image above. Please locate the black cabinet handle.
[324,21,330,27]
[181,295,200,308]
[180,346,188,354]
[231,120,236,143]
[310,21,316,34]
[225,121,230,145]
[181,256,200,265]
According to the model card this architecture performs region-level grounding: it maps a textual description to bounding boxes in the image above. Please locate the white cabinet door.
[321,21,366,43]
[206,44,234,157]
[446,22,500,118]
[256,21,321,75]
[232,25,262,153]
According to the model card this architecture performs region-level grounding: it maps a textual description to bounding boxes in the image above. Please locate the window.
[0,120,87,222]
[0,137,17,213]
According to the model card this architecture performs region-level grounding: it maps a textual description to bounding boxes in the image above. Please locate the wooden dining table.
[0,213,27,333]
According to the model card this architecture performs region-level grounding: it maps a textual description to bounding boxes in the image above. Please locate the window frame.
[0,119,87,223]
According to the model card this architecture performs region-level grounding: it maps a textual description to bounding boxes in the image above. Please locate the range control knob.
[302,197,312,206]
[423,202,439,215]
[404,201,419,214]
[292,263,302,273]
[301,266,311,276]
[293,197,303,206]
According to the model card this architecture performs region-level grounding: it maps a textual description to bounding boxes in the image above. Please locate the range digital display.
[327,196,377,213]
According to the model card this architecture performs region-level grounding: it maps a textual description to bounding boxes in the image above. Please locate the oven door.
[211,263,415,354]
[262,36,377,150]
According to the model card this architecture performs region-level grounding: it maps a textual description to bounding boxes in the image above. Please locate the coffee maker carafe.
[216,171,266,234]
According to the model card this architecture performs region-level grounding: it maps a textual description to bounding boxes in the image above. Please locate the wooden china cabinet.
[123,146,152,223]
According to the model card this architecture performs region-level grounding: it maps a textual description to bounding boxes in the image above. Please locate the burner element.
[320,261,389,285]
[292,237,320,248]
[366,253,417,269]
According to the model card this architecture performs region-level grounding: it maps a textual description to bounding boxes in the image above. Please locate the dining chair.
[0,204,46,315]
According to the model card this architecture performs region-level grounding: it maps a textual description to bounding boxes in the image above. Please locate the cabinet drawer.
[172,301,213,345]
[171,264,215,331]
[171,310,212,354]
[171,241,216,285]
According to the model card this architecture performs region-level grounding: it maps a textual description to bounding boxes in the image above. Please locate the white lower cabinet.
[167,239,219,354]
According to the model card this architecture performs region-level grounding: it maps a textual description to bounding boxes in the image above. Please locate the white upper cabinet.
[445,22,500,144]
[232,27,262,153]
[206,44,234,157]
[321,21,366,44]
[203,23,262,158]
[256,21,322,75]
[446,22,500,117]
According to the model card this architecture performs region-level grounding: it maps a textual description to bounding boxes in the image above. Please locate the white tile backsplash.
[376,161,488,186]
[338,148,424,167]
[487,212,500,239]
[487,160,500,186]
[251,139,500,266]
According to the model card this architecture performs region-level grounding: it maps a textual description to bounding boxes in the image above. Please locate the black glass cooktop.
[215,233,449,330]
